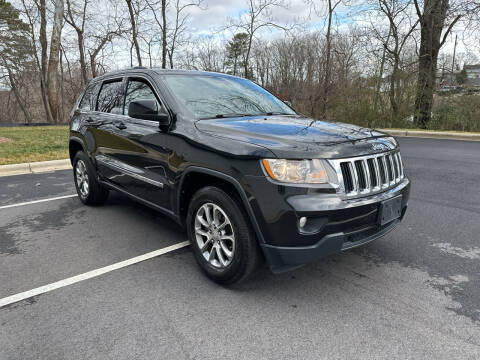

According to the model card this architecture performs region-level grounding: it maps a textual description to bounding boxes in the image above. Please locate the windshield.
[163,74,296,119]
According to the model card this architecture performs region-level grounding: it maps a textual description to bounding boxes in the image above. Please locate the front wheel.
[73,151,109,206]
[187,186,262,284]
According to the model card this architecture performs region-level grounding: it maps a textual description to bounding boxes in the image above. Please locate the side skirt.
[99,180,182,226]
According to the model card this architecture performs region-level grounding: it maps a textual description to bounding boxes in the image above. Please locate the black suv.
[69,68,410,284]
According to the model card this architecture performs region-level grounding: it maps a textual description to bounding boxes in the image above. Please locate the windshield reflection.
[164,74,296,119]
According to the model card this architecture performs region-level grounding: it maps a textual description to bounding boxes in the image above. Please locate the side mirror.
[128,99,170,125]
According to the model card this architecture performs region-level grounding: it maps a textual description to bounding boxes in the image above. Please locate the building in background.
[464,64,480,86]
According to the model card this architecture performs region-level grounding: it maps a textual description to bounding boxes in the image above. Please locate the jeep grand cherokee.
[69,68,410,284]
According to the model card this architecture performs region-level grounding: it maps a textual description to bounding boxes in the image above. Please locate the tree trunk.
[245,36,252,79]
[37,0,54,123]
[414,0,450,129]
[90,53,97,78]
[389,55,400,119]
[161,0,167,69]
[374,29,391,115]
[321,0,334,118]
[39,0,48,78]
[126,0,142,66]
[77,30,88,85]
[46,0,65,123]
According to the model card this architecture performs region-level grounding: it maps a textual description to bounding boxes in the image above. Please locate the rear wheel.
[73,151,109,206]
[187,186,261,284]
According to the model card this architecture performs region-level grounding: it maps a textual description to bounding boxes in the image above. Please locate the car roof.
[91,67,237,83]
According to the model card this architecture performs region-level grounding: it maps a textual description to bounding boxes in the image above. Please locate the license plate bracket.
[379,195,403,226]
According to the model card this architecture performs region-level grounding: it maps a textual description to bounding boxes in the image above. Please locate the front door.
[96,75,172,212]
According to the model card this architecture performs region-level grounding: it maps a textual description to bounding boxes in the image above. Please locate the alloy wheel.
[75,159,90,198]
[194,202,235,268]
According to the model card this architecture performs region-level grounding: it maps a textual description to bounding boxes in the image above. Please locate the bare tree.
[375,0,418,118]
[20,0,53,123]
[167,0,204,68]
[146,0,204,69]
[46,0,65,123]
[65,0,89,85]
[88,29,124,77]
[412,0,480,128]
[125,0,142,66]
[321,0,342,118]
[228,0,291,78]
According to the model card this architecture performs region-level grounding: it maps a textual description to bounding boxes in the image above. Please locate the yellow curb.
[0,159,71,177]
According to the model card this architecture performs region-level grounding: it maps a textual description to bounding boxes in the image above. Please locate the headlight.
[261,159,330,184]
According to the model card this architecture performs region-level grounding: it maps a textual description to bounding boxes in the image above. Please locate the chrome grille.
[329,151,404,197]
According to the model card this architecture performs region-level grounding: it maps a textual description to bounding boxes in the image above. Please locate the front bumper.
[262,216,404,273]
[249,177,410,272]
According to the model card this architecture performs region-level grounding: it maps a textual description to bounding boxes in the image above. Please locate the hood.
[195,115,396,158]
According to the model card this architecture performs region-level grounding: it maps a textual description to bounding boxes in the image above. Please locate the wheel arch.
[177,167,266,244]
[69,136,86,164]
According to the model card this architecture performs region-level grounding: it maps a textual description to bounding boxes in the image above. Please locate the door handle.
[115,121,127,130]
[86,117,94,123]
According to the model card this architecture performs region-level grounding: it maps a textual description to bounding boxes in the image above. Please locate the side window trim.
[95,77,125,113]
[78,81,99,111]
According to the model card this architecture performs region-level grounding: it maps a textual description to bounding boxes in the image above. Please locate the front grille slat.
[381,156,389,184]
[386,155,394,183]
[398,153,404,178]
[340,162,353,193]
[367,158,377,188]
[354,160,366,191]
[349,161,359,192]
[333,150,405,197]
[362,159,371,191]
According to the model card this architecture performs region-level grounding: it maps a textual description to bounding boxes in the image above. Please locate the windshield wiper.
[260,111,295,116]
[199,113,253,120]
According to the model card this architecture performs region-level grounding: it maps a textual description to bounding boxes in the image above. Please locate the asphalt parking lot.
[1,137,479,359]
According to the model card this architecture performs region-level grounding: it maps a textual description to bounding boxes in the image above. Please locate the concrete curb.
[0,159,71,177]
[377,129,480,141]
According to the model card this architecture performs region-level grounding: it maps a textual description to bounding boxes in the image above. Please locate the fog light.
[299,217,307,228]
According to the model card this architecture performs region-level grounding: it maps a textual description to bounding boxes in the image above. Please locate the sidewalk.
[0,159,71,177]
[377,128,480,141]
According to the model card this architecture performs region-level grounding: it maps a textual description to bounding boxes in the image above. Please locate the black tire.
[73,151,109,206]
[187,186,262,285]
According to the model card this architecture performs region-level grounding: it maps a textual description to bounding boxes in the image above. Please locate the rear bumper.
[253,178,410,272]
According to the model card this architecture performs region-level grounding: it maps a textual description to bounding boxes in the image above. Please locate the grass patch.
[0,126,69,165]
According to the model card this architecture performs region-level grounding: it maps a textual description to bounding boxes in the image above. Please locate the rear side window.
[78,83,97,111]
[124,79,159,116]
[96,80,124,113]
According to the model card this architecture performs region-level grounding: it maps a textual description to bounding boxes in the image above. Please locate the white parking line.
[0,241,190,308]
[0,194,77,210]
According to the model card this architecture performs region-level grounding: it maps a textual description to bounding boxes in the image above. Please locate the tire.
[187,186,262,285]
[73,151,109,206]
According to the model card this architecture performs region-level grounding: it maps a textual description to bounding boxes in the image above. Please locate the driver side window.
[124,79,159,117]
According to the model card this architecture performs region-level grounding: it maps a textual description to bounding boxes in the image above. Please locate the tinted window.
[164,75,295,119]
[78,82,97,111]
[97,80,123,113]
[124,79,159,116]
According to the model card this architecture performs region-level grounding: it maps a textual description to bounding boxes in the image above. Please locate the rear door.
[91,77,134,182]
